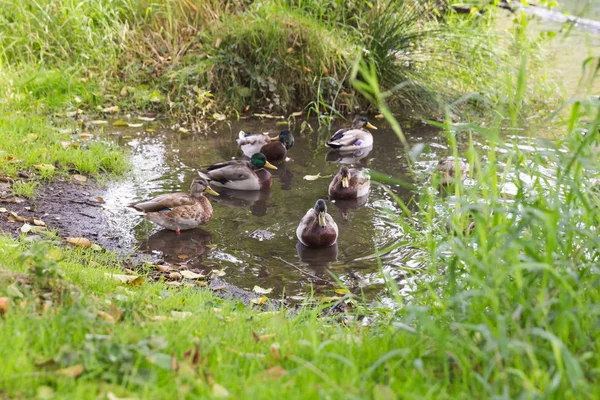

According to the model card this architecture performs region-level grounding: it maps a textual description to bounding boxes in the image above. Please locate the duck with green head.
[129,176,218,235]
[328,166,370,199]
[199,153,277,191]
[237,130,294,162]
[296,199,338,248]
[326,115,377,151]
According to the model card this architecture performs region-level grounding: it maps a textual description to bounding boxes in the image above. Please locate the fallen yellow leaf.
[56,364,84,378]
[334,288,350,295]
[252,285,273,295]
[72,174,87,183]
[252,332,276,342]
[211,383,230,398]
[103,105,119,113]
[105,273,143,286]
[66,237,92,248]
[80,133,94,140]
[155,264,171,272]
[257,365,288,380]
[250,296,268,305]
[180,270,205,280]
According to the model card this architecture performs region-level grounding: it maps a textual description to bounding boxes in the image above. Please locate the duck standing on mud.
[237,130,294,162]
[199,153,277,191]
[296,199,339,248]
[129,177,218,235]
[328,166,370,199]
[326,115,377,151]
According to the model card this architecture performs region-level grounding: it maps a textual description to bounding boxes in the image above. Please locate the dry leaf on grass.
[103,105,120,113]
[56,364,84,378]
[34,164,55,173]
[112,120,128,127]
[171,311,193,319]
[257,365,288,380]
[0,297,9,316]
[211,383,230,398]
[105,273,143,286]
[80,133,94,140]
[89,120,107,125]
[66,237,92,248]
[252,332,276,342]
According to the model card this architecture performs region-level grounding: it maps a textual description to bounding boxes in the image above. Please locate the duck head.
[191,176,219,197]
[352,115,377,130]
[250,153,277,170]
[340,166,350,188]
[314,199,328,227]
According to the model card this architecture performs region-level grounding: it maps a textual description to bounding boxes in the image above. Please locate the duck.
[237,130,294,162]
[199,153,277,191]
[437,157,469,185]
[326,115,377,151]
[129,176,218,235]
[296,199,338,248]
[328,166,370,199]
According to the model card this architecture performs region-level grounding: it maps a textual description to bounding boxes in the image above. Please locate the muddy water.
[100,119,464,300]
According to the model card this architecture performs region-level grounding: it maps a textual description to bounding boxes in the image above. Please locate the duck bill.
[205,186,219,196]
[318,212,327,227]
[366,122,377,130]
[264,161,278,170]
[270,136,281,142]
[342,176,350,188]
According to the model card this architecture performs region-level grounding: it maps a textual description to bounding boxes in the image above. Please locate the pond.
[99,118,463,301]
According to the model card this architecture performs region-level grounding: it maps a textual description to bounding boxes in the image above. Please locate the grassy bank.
[0,0,560,121]
[1,95,600,397]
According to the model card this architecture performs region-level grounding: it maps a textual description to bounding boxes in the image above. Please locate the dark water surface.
[100,118,466,300]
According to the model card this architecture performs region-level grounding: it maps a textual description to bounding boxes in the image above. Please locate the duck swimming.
[129,176,218,235]
[328,166,370,199]
[237,130,294,162]
[296,199,338,248]
[199,153,277,191]
[437,157,469,185]
[326,115,377,151]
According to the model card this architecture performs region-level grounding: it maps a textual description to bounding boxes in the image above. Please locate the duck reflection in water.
[330,196,368,221]
[295,242,339,283]
[325,145,373,166]
[139,228,212,269]
[210,187,272,216]
[271,159,294,190]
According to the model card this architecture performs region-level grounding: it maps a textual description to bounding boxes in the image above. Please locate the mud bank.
[0,180,275,307]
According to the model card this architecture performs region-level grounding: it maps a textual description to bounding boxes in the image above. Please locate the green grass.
[0,0,562,120]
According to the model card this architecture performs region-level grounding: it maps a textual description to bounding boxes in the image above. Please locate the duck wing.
[326,128,365,148]
[203,161,256,184]
[130,193,195,213]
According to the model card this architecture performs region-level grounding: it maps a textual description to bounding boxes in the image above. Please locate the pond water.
[100,118,463,301]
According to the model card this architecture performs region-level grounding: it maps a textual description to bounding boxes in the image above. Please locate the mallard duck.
[296,199,338,248]
[328,166,370,199]
[437,157,469,185]
[129,177,218,234]
[199,153,277,191]
[326,115,377,151]
[237,130,294,162]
